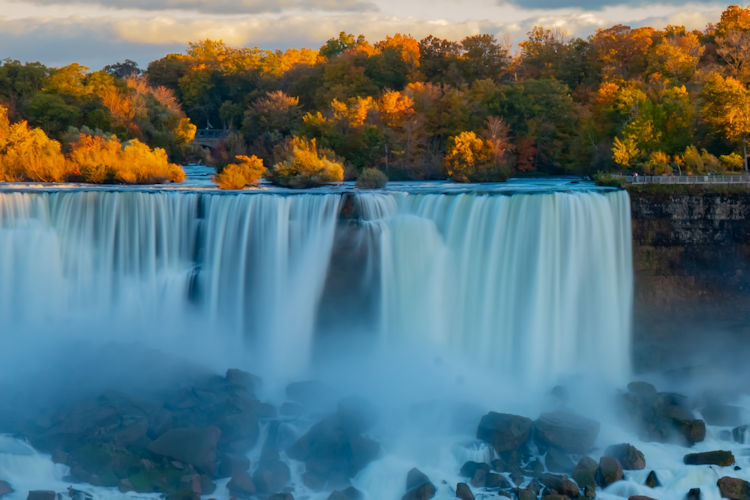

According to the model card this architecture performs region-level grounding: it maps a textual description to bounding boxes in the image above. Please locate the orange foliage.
[212,154,266,189]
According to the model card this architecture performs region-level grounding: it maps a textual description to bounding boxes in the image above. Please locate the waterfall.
[0,187,632,385]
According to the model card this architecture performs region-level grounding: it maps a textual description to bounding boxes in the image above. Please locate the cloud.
[500,0,721,9]
[18,0,377,14]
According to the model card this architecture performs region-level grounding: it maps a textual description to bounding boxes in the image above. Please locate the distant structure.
[194,129,229,151]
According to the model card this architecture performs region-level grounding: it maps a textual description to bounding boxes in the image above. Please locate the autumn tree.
[267,136,344,188]
[213,154,266,189]
[700,71,750,171]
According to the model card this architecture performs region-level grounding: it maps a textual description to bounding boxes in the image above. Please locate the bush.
[356,167,387,189]
[444,131,508,182]
[267,137,344,188]
[213,155,266,189]
[720,152,744,172]
[645,151,672,175]
[593,171,627,188]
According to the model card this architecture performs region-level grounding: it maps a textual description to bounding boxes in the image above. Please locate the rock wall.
[628,185,750,375]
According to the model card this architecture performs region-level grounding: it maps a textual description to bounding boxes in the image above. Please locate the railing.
[624,174,750,184]
[195,129,228,139]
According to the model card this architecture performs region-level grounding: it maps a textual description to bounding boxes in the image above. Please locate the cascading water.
[0,185,642,499]
[0,187,632,384]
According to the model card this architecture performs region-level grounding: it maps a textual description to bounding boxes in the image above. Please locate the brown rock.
[403,468,436,500]
[540,473,579,498]
[645,470,661,488]
[629,496,657,500]
[684,451,735,466]
[227,470,256,497]
[717,476,750,500]
[517,488,537,500]
[596,457,623,488]
[572,457,597,492]
[604,443,646,470]
[476,413,533,452]
[147,426,221,475]
[456,482,474,500]
[534,412,600,453]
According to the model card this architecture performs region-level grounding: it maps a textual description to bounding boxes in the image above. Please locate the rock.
[288,410,380,487]
[540,496,568,500]
[572,457,597,492]
[733,426,749,444]
[227,470,256,497]
[403,468,436,500]
[148,426,221,475]
[702,405,743,426]
[253,459,291,494]
[26,492,56,500]
[596,456,623,488]
[684,451,735,466]
[546,447,576,474]
[645,470,661,488]
[485,473,511,489]
[628,382,658,400]
[0,481,12,498]
[225,368,259,394]
[717,477,750,500]
[540,473,580,498]
[268,494,294,500]
[459,461,489,479]
[687,487,702,500]
[217,453,250,478]
[525,458,544,477]
[678,419,707,445]
[534,412,600,453]
[328,486,364,500]
[517,488,537,500]
[456,482,474,500]
[476,413,533,453]
[604,443,646,470]
[629,496,657,500]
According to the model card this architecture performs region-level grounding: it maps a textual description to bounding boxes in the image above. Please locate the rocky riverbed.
[1,371,749,500]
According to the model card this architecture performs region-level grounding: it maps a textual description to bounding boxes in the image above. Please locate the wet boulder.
[540,473,580,498]
[604,443,646,470]
[328,486,364,500]
[288,406,380,489]
[26,492,56,500]
[0,481,11,498]
[629,496,657,500]
[268,494,294,500]
[252,459,291,494]
[476,413,532,453]
[517,489,537,500]
[216,453,250,478]
[534,412,600,453]
[545,447,576,474]
[717,476,750,500]
[402,468,436,500]
[227,470,256,498]
[645,470,661,488]
[147,426,221,475]
[596,456,623,488]
[687,487,702,500]
[684,451,735,466]
[456,482,474,500]
[572,457,597,493]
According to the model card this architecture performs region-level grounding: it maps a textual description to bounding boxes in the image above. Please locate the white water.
[0,186,641,498]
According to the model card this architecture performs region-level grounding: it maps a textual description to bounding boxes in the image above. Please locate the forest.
[1,5,749,186]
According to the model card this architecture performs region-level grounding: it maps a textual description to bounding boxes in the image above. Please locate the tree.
[267,137,344,188]
[320,32,367,59]
[104,59,142,79]
[518,27,568,79]
[213,154,266,189]
[444,131,506,182]
[700,71,750,171]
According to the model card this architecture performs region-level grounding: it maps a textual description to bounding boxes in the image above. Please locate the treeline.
[1,5,750,185]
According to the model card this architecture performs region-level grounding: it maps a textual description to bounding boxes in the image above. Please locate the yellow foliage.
[268,137,344,188]
[444,131,499,183]
[612,136,640,168]
[213,155,266,189]
[378,91,415,128]
[67,133,185,184]
[645,151,672,175]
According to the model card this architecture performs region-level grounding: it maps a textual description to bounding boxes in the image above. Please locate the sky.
[0,0,730,69]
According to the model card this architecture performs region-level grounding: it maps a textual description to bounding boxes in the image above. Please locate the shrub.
[356,167,387,189]
[682,145,704,174]
[444,131,508,182]
[645,151,672,175]
[720,152,744,172]
[593,171,627,188]
[267,137,344,188]
[213,155,266,189]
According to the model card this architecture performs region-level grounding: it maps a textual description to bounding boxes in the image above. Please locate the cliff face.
[628,185,750,373]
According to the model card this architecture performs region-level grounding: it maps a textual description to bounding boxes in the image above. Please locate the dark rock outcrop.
[572,457,597,494]
[546,447,576,474]
[287,403,380,489]
[645,470,661,488]
[733,426,748,444]
[629,496,657,500]
[26,492,55,500]
[328,486,364,500]
[534,412,600,453]
[227,470,256,497]
[717,476,750,500]
[0,481,11,498]
[604,443,646,470]
[456,482,474,500]
[148,426,221,474]
[540,473,580,498]
[253,459,291,494]
[476,413,533,453]
[596,456,623,488]
[402,468,436,500]
[684,450,735,466]
[687,487,702,500]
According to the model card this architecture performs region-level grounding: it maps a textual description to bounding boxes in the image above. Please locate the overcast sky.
[0,0,728,69]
